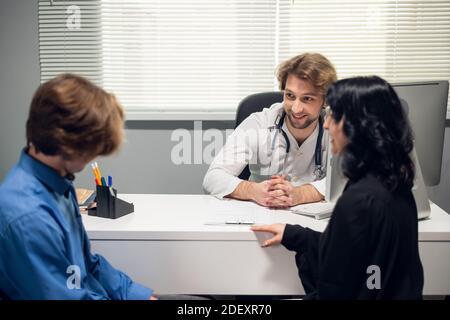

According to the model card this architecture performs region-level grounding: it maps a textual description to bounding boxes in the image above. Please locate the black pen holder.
[88,185,134,219]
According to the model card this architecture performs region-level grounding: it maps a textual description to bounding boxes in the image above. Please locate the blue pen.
[108,175,113,187]
[101,177,107,186]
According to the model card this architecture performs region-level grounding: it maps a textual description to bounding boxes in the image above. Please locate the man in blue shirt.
[0,74,155,300]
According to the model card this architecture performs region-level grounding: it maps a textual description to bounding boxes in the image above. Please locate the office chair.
[235,91,283,180]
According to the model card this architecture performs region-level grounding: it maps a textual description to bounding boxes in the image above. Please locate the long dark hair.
[326,76,415,192]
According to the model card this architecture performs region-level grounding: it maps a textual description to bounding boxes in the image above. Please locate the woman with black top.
[251,76,424,299]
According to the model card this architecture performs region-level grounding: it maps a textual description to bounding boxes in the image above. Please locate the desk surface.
[82,194,450,242]
[82,194,450,295]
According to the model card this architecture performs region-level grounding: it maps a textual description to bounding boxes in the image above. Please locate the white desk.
[82,194,450,295]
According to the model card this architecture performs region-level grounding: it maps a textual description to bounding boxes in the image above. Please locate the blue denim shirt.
[0,150,153,300]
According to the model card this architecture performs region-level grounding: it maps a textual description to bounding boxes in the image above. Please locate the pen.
[225,220,254,225]
[91,163,101,183]
[94,162,103,181]
[204,220,255,226]
[108,175,112,187]
[101,177,107,186]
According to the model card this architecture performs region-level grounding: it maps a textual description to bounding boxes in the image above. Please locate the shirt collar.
[18,149,73,196]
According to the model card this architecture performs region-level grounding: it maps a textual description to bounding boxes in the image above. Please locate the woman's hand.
[251,223,286,247]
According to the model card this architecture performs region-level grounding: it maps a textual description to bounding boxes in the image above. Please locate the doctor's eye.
[302,96,315,103]
[284,92,296,100]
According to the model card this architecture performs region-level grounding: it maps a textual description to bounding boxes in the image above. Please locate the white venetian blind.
[38,0,103,84]
[38,0,450,119]
[278,0,450,118]
[100,0,276,119]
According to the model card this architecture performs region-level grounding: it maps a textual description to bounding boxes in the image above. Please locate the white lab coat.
[203,102,328,199]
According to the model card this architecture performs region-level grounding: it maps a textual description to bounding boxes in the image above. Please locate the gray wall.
[1,0,449,212]
[0,0,40,179]
[74,120,233,194]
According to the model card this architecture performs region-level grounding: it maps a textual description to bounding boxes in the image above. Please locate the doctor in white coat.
[203,53,337,208]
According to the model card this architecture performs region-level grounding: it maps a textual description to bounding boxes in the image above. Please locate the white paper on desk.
[205,212,256,225]
[205,199,286,225]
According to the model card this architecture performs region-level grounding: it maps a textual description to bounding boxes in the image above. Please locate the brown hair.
[26,73,124,160]
[276,53,337,95]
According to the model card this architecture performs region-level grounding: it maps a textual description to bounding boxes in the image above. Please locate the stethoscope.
[268,109,325,180]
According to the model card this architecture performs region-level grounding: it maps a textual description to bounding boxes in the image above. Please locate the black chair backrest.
[234,91,283,180]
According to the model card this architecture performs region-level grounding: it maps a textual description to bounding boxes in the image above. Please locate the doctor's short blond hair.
[276,53,337,96]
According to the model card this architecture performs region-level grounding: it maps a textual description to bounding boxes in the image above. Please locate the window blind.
[38,0,450,119]
[278,0,450,118]
[38,0,103,84]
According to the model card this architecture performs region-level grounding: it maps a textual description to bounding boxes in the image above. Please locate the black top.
[282,174,424,299]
